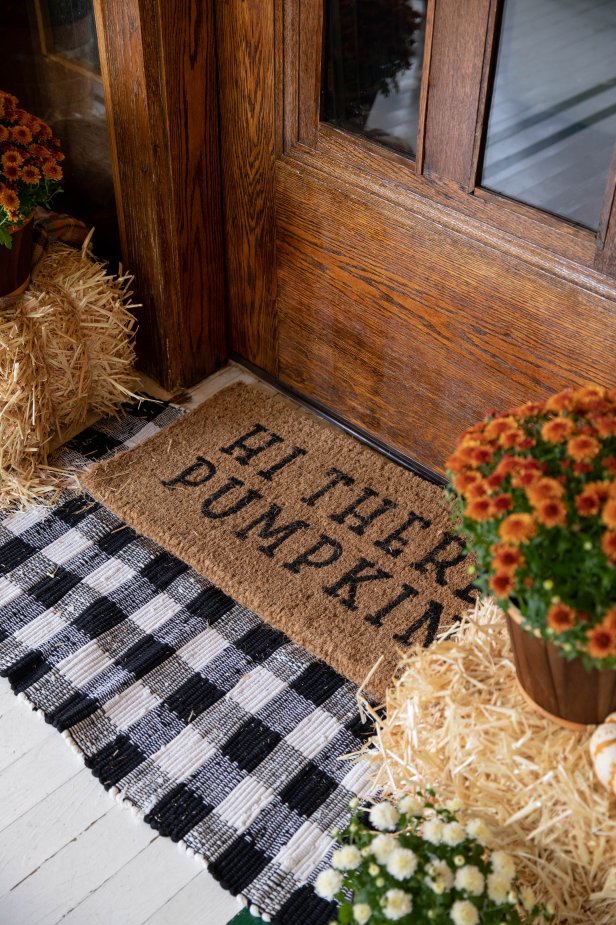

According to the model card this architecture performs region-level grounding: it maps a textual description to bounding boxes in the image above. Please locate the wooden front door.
[216,0,616,476]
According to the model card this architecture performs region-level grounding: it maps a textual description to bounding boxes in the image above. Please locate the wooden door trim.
[283,126,615,302]
[465,0,501,193]
[596,145,616,275]
[421,0,494,187]
[414,0,436,176]
[215,0,278,376]
[94,0,227,390]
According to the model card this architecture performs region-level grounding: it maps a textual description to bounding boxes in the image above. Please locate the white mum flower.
[386,847,418,881]
[368,863,380,877]
[382,888,412,921]
[398,794,423,816]
[450,899,479,925]
[454,865,485,897]
[445,797,464,812]
[490,851,515,881]
[431,859,454,890]
[422,818,444,845]
[465,818,492,847]
[315,868,342,900]
[520,885,536,911]
[371,833,398,864]
[442,821,466,847]
[369,801,400,832]
[487,872,510,905]
[331,845,362,871]
[353,903,372,924]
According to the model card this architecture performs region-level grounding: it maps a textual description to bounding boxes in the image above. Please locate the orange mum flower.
[2,164,19,180]
[20,165,40,184]
[10,124,32,145]
[0,187,19,212]
[467,445,494,467]
[466,480,489,500]
[541,417,574,443]
[602,606,616,631]
[567,434,600,462]
[547,602,576,632]
[485,471,505,491]
[491,544,524,574]
[0,125,9,143]
[453,470,482,494]
[499,428,528,449]
[485,417,518,440]
[42,161,62,181]
[545,388,574,413]
[575,485,604,517]
[2,149,23,167]
[590,481,611,502]
[489,572,515,597]
[586,625,616,659]
[512,400,545,418]
[526,477,564,506]
[446,452,465,474]
[492,493,514,515]
[601,530,616,564]
[496,455,524,478]
[465,497,493,521]
[535,498,567,528]
[603,500,616,530]
[499,513,536,545]
[512,469,541,489]
[593,415,616,438]
[14,108,35,128]
[573,384,607,412]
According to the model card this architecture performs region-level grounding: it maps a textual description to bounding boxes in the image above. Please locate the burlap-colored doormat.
[83,383,474,697]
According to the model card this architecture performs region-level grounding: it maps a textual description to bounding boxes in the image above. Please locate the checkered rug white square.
[0,399,374,924]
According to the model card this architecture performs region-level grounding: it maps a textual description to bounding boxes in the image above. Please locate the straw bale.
[0,241,140,508]
[359,598,616,923]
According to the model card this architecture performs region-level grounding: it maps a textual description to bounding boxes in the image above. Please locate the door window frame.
[280,0,616,282]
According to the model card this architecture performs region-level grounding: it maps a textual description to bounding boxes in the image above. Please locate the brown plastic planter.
[506,605,616,729]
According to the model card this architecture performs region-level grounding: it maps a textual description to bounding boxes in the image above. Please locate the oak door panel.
[275,161,615,472]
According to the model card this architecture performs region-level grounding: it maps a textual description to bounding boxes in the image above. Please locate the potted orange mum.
[0,91,64,295]
[447,384,616,728]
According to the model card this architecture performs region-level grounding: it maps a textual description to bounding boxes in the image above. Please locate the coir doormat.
[83,383,474,697]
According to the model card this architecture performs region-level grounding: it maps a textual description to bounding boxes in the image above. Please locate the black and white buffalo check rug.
[0,398,374,924]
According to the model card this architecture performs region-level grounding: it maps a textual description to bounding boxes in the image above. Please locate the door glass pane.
[321,0,427,159]
[481,0,616,230]
[0,0,120,264]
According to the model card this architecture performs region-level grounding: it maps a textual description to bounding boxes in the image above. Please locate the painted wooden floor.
[0,364,265,925]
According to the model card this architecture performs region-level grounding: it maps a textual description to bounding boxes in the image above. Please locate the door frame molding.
[94,0,227,390]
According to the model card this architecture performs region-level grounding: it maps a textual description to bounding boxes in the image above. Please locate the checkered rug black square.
[0,399,374,924]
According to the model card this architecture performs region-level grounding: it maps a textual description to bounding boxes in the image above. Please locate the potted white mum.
[315,793,552,924]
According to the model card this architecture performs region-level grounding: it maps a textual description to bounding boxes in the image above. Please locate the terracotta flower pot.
[0,219,34,298]
[505,605,616,729]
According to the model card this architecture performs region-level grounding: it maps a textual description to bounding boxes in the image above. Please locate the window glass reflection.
[321,0,427,158]
[482,0,616,230]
